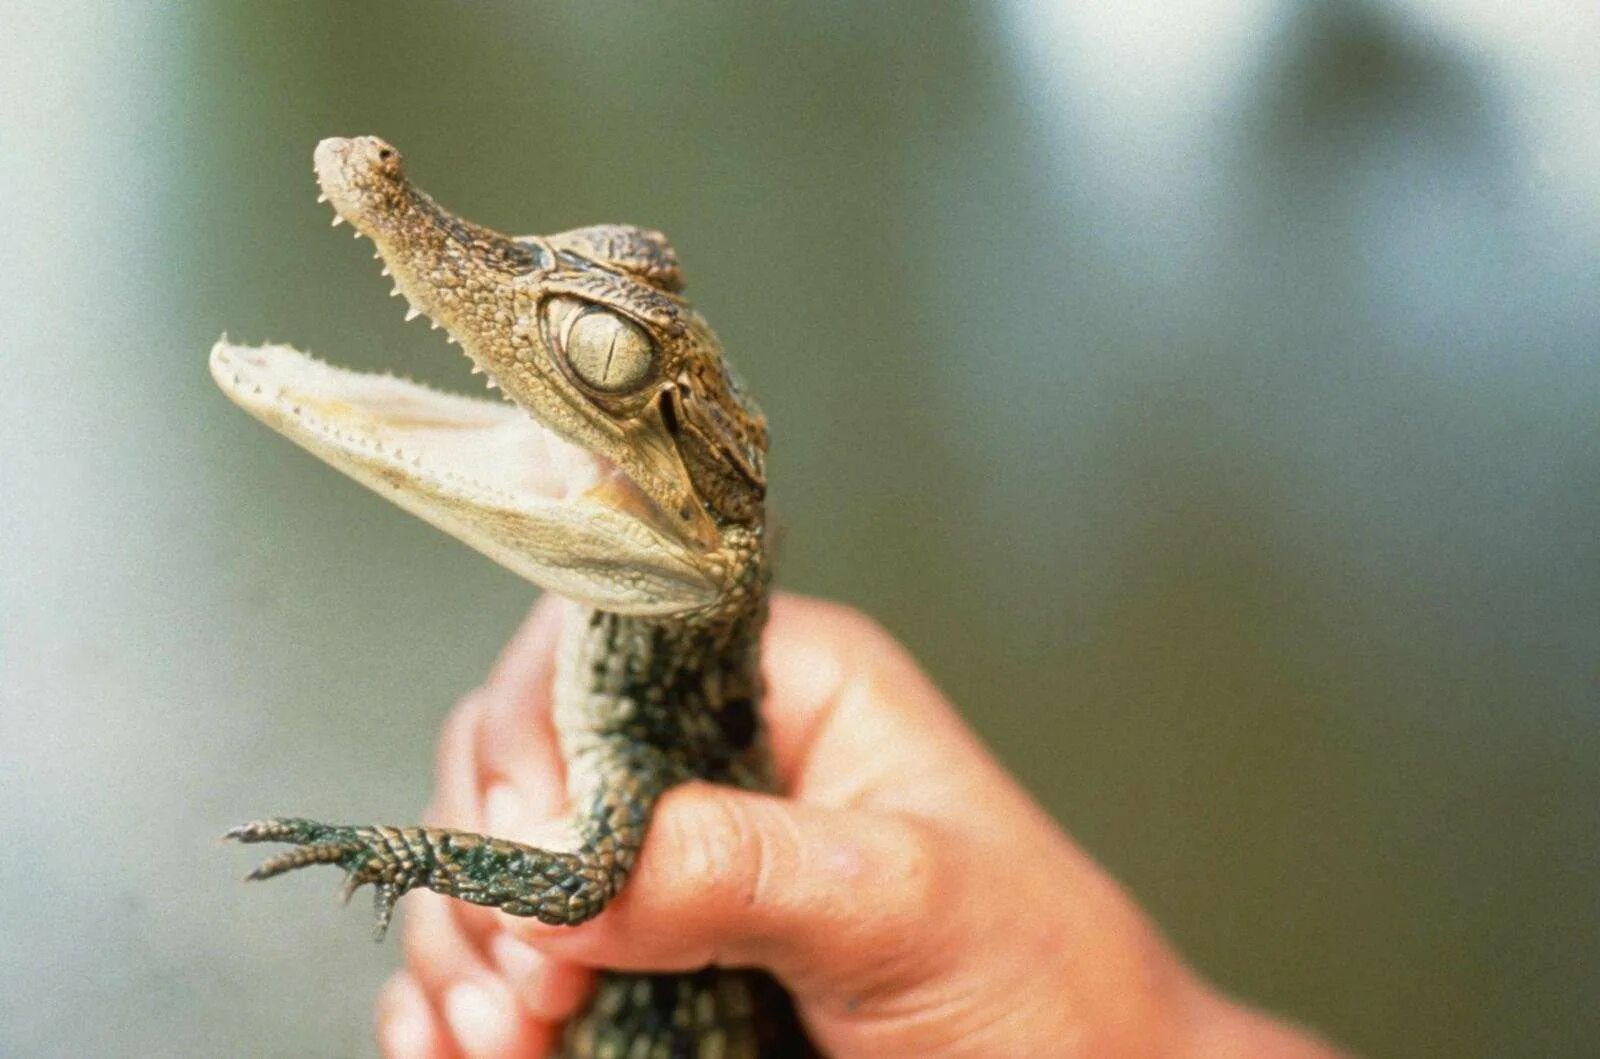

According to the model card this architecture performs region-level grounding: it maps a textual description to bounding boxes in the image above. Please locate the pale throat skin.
[217,138,808,1056]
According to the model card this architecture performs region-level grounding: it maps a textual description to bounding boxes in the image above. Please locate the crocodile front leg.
[226,743,678,938]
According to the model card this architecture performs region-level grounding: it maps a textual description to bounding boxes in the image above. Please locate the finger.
[375,973,452,1059]
[450,781,586,946]
[504,783,945,1004]
[474,598,569,821]
[761,595,1009,820]
[487,930,596,1024]
[761,595,961,773]
[401,827,590,1026]
[429,595,562,828]
[402,892,556,1058]
[427,693,488,830]
[481,594,568,701]
[429,598,567,830]
[428,693,564,841]
[428,607,569,947]
[420,693,513,943]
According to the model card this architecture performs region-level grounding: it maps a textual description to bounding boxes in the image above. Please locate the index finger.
[760,595,1003,817]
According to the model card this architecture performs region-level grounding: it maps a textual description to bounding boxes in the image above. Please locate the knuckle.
[875,819,944,934]
[838,818,948,983]
[653,789,785,917]
[657,791,749,897]
[374,974,428,1051]
[435,690,483,759]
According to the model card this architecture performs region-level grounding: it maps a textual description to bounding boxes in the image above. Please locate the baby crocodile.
[215,136,810,1056]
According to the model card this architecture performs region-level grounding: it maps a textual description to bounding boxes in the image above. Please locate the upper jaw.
[310,136,721,555]
[312,135,543,329]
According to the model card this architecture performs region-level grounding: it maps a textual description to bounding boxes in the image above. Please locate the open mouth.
[208,338,720,612]
[209,342,638,513]
[208,139,726,614]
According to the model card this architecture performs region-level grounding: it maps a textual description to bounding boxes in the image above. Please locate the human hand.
[376,594,1341,1057]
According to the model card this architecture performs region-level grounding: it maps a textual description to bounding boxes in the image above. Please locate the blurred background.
[3,2,1597,1055]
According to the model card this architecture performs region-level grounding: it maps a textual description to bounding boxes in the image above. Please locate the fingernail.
[484,783,522,836]
[535,758,574,815]
[376,976,434,1059]
[489,940,547,991]
[444,980,517,1056]
[491,933,587,1022]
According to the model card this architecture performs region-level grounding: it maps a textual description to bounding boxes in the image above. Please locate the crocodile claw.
[224,817,410,940]
[224,817,332,844]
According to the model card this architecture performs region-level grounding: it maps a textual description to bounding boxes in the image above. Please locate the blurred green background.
[3,2,1597,1055]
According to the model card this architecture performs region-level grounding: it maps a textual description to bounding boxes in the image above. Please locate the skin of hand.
[375,594,1342,1058]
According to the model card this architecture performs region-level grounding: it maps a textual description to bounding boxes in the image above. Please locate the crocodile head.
[211,136,767,616]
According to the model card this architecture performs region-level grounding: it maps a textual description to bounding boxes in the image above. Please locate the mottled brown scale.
[542,224,685,293]
[221,137,810,1056]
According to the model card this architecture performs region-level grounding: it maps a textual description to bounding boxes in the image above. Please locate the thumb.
[507,781,944,999]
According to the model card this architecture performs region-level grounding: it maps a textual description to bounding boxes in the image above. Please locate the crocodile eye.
[549,298,656,394]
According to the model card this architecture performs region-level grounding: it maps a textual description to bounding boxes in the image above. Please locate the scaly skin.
[216,137,808,1056]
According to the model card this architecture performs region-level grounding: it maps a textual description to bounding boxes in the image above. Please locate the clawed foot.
[224,817,420,939]
[227,812,617,931]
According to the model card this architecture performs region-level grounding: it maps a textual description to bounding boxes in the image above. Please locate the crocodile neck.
[556,545,776,814]
[552,545,810,1059]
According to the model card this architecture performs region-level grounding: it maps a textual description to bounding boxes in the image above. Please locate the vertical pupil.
[564,306,654,392]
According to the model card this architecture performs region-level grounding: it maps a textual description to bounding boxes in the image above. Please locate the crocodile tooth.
[389,287,401,297]
[404,307,421,322]
[316,193,328,203]
[330,215,344,227]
